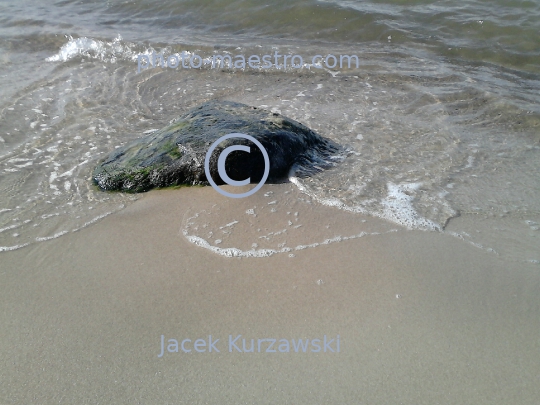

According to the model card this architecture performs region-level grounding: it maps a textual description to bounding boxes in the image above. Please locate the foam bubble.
[381,182,440,231]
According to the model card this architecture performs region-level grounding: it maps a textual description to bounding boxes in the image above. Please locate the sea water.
[0,0,538,262]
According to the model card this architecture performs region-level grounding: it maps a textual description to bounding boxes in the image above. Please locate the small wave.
[46,35,144,63]
[290,177,443,231]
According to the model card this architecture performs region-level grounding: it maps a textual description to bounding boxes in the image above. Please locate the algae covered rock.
[93,100,340,192]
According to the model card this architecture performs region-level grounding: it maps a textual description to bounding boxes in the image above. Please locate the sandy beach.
[2,185,539,404]
[1,1,540,401]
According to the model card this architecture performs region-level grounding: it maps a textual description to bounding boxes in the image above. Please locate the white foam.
[446,231,499,255]
[290,177,366,214]
[381,182,440,231]
[184,232,283,258]
[58,160,89,178]
[183,227,396,258]
[77,211,116,230]
[46,35,141,64]
[0,224,20,233]
[291,177,441,231]
[219,220,238,229]
[35,230,68,242]
[0,243,29,252]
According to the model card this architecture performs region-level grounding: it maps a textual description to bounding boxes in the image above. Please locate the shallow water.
[0,0,539,262]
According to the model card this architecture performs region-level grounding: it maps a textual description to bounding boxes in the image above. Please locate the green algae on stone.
[93,100,341,192]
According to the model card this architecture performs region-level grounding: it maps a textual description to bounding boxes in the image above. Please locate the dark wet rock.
[93,100,341,192]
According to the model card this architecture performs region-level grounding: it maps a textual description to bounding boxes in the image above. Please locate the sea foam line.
[182,228,398,258]
[290,176,442,231]
[0,243,29,253]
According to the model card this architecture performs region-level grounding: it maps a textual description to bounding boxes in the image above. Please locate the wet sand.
[1,186,539,404]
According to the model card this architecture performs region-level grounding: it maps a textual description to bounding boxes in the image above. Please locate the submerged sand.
[1,185,539,404]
